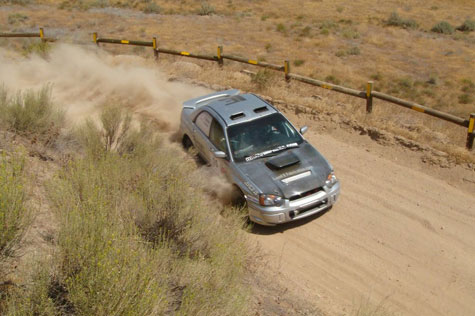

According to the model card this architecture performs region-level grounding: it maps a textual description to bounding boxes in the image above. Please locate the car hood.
[236,142,332,199]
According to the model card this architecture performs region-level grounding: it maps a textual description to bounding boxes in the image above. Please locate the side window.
[209,119,226,152]
[195,111,213,136]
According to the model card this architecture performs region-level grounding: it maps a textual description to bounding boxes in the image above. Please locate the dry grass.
[3,106,251,315]
[0,85,64,147]
[0,150,28,260]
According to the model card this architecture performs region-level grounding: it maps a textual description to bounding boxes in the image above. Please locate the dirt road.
[251,128,475,315]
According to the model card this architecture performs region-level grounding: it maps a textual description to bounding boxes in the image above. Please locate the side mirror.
[300,126,308,135]
[213,151,227,159]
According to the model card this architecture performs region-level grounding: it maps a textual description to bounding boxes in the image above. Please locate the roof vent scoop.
[253,106,268,113]
[230,112,246,120]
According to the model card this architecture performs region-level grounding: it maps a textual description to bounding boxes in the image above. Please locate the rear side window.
[195,111,213,136]
[209,120,226,152]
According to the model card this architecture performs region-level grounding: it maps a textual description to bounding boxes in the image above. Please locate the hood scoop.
[265,152,300,170]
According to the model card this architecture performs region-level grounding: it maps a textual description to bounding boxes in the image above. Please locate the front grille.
[289,199,328,219]
[289,187,322,201]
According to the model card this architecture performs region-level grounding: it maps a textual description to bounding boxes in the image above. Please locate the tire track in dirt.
[251,131,475,316]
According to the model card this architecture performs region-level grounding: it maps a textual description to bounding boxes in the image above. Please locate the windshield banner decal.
[245,143,298,162]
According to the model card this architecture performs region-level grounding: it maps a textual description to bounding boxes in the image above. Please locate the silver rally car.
[179,90,340,225]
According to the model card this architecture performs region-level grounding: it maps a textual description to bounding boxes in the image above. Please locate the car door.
[193,110,214,164]
[193,110,228,168]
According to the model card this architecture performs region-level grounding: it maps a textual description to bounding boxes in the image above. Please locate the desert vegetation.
[0,86,251,315]
[0,152,28,260]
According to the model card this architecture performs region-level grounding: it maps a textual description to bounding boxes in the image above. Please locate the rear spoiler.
[183,89,240,109]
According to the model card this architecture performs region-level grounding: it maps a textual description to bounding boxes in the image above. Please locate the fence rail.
[0,28,55,42]
[2,28,474,150]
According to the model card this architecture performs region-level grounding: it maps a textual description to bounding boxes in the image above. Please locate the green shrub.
[0,152,28,258]
[22,40,51,57]
[7,13,28,25]
[198,1,215,15]
[461,78,475,93]
[370,73,383,81]
[341,27,360,39]
[276,23,286,33]
[456,19,475,32]
[335,50,346,57]
[347,46,361,55]
[293,59,305,66]
[385,12,418,29]
[143,2,161,14]
[251,69,272,90]
[325,75,341,85]
[458,94,473,104]
[431,21,454,34]
[299,26,312,37]
[0,85,64,146]
[1,0,33,5]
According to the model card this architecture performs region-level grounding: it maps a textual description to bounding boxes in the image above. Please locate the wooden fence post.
[39,27,44,42]
[366,81,373,113]
[93,32,98,46]
[153,37,158,60]
[284,60,290,82]
[217,45,223,67]
[467,113,475,150]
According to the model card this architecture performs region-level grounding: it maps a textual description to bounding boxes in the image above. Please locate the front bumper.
[247,182,340,225]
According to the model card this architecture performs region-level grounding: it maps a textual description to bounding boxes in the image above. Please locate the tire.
[182,135,193,150]
[231,186,247,208]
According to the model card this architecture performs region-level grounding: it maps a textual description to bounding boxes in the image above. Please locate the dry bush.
[22,41,51,57]
[6,109,250,315]
[0,85,64,147]
[0,151,29,259]
[251,69,273,91]
[75,103,153,158]
[385,12,418,29]
[431,21,455,34]
[3,262,57,315]
[456,19,475,32]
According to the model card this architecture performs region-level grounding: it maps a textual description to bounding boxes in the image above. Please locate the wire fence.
[1,27,474,150]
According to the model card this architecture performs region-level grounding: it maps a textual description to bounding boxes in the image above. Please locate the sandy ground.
[249,125,475,315]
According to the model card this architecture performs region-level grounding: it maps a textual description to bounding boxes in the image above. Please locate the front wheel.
[230,186,251,226]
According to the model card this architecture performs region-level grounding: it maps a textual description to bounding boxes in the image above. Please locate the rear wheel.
[182,135,193,150]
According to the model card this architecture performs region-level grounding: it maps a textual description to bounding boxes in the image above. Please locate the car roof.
[205,93,279,127]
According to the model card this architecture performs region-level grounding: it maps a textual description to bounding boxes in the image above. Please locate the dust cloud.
[0,44,236,204]
[0,44,210,129]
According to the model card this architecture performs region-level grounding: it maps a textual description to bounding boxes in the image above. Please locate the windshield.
[227,113,303,162]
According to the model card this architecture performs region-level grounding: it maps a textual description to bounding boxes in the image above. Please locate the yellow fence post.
[93,32,98,46]
[217,45,223,67]
[39,27,44,42]
[366,81,373,113]
[284,60,290,82]
[467,113,475,150]
[153,37,158,60]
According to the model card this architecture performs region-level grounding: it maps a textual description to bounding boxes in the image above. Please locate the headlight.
[259,194,284,206]
[325,171,337,188]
